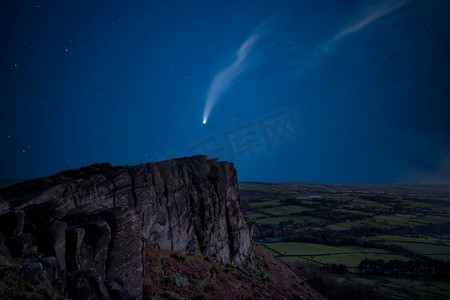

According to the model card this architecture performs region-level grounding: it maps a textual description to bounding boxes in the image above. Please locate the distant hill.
[0,179,21,189]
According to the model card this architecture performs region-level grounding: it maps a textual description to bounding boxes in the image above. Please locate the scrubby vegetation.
[0,258,60,299]
[293,261,392,300]
[359,258,450,276]
[143,243,322,299]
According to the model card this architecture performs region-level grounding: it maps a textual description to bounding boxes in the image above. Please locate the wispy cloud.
[325,0,411,47]
[293,0,412,76]
[202,18,275,124]
[202,34,259,124]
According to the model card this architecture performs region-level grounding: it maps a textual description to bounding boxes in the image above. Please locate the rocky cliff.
[0,155,254,299]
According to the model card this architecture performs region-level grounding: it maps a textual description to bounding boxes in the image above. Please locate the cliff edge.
[0,155,253,299]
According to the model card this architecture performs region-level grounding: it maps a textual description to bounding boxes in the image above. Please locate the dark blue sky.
[1,1,449,184]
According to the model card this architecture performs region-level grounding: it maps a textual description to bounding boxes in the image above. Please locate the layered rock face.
[0,155,253,299]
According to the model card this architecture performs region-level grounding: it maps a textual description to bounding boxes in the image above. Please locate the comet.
[202,34,258,124]
[202,16,275,124]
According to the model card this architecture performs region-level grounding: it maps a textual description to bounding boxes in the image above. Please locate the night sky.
[1,1,449,184]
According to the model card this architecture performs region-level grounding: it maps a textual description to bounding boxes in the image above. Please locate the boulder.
[0,210,24,237]
[76,219,111,276]
[167,275,189,288]
[49,221,67,269]
[0,233,11,258]
[5,233,34,258]
[19,262,45,285]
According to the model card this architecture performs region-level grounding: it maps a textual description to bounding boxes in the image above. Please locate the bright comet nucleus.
[202,119,206,124]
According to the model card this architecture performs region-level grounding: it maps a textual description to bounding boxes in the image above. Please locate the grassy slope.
[143,243,324,300]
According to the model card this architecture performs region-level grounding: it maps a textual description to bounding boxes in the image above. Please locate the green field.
[279,253,411,268]
[260,242,407,269]
[245,212,268,219]
[326,220,377,230]
[248,199,282,208]
[388,242,450,256]
[261,242,389,256]
[365,234,450,244]
[259,205,313,216]
[364,235,450,258]
[255,215,327,225]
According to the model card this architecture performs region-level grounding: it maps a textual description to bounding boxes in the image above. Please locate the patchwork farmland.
[240,182,450,299]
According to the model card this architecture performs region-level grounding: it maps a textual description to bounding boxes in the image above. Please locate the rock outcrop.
[0,155,254,299]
